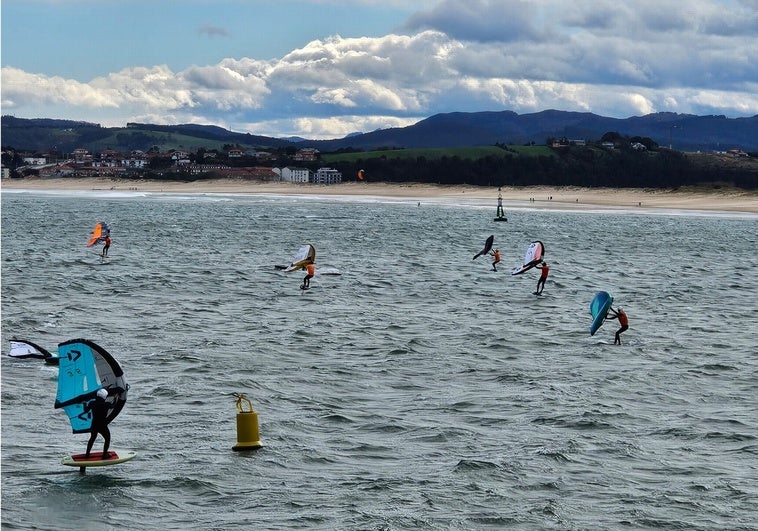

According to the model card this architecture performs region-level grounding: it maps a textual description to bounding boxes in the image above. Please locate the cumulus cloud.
[1,67,119,108]
[242,114,420,139]
[2,0,756,138]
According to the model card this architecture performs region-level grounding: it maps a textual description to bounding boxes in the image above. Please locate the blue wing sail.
[589,291,614,336]
[54,339,129,434]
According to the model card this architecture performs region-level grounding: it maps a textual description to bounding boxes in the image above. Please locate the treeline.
[328,146,757,189]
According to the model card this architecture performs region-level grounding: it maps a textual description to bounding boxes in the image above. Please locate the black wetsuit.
[84,396,111,457]
[615,325,629,345]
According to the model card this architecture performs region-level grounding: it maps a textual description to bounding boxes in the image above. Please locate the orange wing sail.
[87,222,110,247]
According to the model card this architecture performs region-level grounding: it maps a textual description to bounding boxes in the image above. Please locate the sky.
[2,0,757,140]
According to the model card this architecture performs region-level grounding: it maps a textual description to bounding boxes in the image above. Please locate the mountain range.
[2,110,757,153]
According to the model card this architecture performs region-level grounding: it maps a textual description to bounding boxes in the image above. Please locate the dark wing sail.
[473,235,494,260]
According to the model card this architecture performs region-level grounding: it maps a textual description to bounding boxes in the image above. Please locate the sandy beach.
[2,177,756,214]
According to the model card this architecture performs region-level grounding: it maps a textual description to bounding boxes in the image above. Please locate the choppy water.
[1,189,757,530]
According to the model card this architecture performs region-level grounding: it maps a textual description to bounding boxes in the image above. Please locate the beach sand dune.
[2,177,756,214]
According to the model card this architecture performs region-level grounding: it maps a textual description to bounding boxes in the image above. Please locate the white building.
[171,150,191,165]
[314,167,342,184]
[23,157,47,165]
[120,157,147,168]
[72,148,91,163]
[278,166,310,183]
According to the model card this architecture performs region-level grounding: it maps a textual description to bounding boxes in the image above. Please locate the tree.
[630,136,659,150]
[600,131,624,144]
[148,156,173,170]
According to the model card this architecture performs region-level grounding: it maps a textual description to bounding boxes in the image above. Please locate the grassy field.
[86,131,245,152]
[321,145,554,163]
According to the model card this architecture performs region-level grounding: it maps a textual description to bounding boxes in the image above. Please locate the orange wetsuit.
[615,310,629,344]
[303,263,315,287]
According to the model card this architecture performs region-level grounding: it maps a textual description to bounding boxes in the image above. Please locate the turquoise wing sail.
[589,291,614,336]
[54,339,129,434]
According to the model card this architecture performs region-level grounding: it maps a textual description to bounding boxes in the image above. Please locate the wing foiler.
[511,240,545,275]
[54,339,129,434]
[473,235,494,260]
[284,244,316,272]
[87,222,111,247]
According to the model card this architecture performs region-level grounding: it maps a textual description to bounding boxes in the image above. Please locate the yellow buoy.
[231,393,262,451]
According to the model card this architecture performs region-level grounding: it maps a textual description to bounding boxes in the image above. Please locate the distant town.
[3,112,756,189]
[1,146,343,183]
[2,134,756,190]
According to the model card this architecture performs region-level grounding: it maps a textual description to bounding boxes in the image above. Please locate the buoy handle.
[232,392,254,413]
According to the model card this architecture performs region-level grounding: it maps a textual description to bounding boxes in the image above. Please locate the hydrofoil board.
[62,449,137,468]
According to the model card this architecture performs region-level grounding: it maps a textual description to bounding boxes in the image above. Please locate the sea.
[1,189,756,530]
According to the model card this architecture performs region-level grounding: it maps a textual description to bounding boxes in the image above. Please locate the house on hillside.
[98,148,120,162]
[170,150,191,165]
[39,164,76,177]
[248,167,279,180]
[72,148,91,164]
[251,150,276,161]
[293,148,319,161]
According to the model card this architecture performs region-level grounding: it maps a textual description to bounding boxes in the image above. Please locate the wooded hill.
[321,144,757,189]
[3,110,757,153]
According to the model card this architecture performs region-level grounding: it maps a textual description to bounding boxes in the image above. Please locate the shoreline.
[2,177,757,214]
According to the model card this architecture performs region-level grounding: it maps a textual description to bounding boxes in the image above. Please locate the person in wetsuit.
[607,306,629,345]
[302,262,315,288]
[535,261,549,295]
[490,249,501,271]
[84,388,111,458]
[101,235,111,258]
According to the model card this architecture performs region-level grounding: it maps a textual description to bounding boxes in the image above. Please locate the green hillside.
[85,130,245,152]
[321,145,553,163]
[0,117,288,152]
